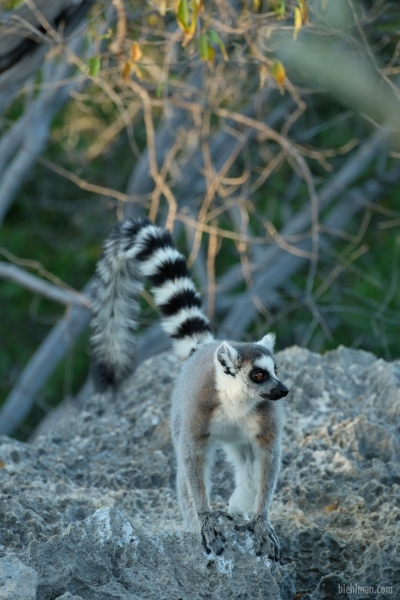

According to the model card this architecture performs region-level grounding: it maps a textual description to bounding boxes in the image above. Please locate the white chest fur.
[211,360,262,443]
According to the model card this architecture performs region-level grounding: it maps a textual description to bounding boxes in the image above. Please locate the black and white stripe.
[91,218,213,390]
[131,220,213,358]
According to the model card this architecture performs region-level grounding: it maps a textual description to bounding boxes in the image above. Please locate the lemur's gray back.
[91,218,214,390]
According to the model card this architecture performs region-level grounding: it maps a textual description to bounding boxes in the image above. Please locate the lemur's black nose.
[270,384,289,400]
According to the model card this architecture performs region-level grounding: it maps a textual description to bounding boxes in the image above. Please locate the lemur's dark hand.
[198,510,233,556]
[235,515,280,561]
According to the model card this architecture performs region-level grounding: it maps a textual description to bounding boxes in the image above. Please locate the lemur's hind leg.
[176,458,199,531]
[224,443,257,519]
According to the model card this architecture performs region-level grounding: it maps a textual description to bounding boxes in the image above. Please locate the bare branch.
[0,282,93,436]
[219,132,392,339]
[0,261,91,307]
[217,128,389,296]
[37,157,136,204]
[0,0,95,112]
[0,34,87,224]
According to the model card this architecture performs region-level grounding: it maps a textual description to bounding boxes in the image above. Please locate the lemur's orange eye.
[274,367,279,376]
[251,369,266,383]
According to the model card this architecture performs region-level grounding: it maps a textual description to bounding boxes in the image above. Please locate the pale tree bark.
[0,34,87,224]
[0,0,95,111]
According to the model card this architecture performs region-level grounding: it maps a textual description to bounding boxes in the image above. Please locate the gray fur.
[171,340,288,558]
[91,220,289,557]
[90,223,143,390]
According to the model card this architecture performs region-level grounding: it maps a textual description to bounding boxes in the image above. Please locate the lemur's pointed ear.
[258,332,276,354]
[216,342,238,376]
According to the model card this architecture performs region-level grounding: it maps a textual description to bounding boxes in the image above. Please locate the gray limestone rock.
[0,555,37,600]
[0,346,399,599]
[26,506,295,600]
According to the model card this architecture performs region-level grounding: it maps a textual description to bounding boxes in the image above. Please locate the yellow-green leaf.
[293,7,302,40]
[88,56,101,77]
[297,0,309,24]
[271,60,286,92]
[122,61,131,81]
[208,29,228,61]
[259,64,268,89]
[177,0,198,47]
[270,0,285,19]
[177,0,189,31]
[199,34,209,61]
[208,29,220,45]
[2,0,24,9]
[147,13,160,27]
[130,41,142,62]
[156,83,164,99]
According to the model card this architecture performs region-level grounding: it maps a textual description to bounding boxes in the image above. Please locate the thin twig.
[0,261,91,307]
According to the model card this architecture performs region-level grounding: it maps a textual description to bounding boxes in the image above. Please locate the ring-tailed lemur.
[91,218,289,559]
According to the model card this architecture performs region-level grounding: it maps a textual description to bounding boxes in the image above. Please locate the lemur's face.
[216,334,289,402]
[245,357,288,400]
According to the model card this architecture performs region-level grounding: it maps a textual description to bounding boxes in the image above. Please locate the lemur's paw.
[198,510,232,555]
[235,515,280,561]
[214,510,234,521]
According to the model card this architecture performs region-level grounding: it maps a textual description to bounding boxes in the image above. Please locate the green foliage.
[1,0,24,9]
[88,56,101,77]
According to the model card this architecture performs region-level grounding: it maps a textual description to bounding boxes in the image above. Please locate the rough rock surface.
[0,555,37,600]
[1,346,399,599]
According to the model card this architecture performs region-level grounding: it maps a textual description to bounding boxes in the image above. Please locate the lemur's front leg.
[183,448,232,555]
[198,510,233,556]
[236,512,280,560]
[235,443,281,560]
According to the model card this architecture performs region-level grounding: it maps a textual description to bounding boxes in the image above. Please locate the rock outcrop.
[1,346,399,599]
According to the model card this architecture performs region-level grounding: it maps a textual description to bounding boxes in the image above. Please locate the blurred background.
[0,0,399,439]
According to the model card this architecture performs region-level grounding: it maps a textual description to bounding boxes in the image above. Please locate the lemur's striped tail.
[91,218,214,390]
